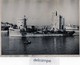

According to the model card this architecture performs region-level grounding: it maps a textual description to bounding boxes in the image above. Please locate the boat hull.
[8,29,75,37]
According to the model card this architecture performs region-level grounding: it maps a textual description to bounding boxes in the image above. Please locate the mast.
[23,15,28,31]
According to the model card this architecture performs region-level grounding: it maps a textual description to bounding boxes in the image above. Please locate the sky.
[2,0,79,25]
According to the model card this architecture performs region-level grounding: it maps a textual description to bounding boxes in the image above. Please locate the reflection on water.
[21,37,31,54]
[21,37,27,54]
[1,32,79,55]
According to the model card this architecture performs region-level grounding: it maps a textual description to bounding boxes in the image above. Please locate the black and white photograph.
[1,0,79,55]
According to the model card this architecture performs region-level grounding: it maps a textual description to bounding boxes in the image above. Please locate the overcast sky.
[2,0,79,25]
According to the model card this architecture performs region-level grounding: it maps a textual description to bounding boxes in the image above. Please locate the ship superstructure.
[51,11,65,32]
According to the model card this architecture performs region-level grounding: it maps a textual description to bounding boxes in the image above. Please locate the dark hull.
[9,29,75,37]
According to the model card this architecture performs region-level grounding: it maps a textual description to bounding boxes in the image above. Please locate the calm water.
[1,32,79,55]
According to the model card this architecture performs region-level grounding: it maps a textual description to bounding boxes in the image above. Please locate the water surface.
[1,32,79,55]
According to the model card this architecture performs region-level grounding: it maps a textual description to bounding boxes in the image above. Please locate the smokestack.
[59,15,62,30]
[62,18,65,30]
[56,11,57,16]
